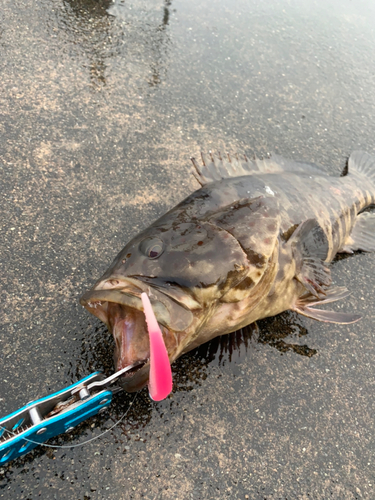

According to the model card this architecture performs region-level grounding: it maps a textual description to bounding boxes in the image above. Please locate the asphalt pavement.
[1,0,375,498]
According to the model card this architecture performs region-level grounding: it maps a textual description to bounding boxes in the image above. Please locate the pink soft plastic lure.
[141,292,173,401]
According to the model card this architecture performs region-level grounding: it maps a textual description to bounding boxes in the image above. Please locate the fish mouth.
[80,277,193,392]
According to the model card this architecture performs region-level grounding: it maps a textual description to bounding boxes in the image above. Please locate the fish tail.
[348,151,375,185]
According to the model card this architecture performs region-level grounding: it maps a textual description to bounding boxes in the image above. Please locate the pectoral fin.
[292,287,362,324]
[296,257,331,296]
[341,212,375,253]
[288,219,331,296]
[296,286,350,305]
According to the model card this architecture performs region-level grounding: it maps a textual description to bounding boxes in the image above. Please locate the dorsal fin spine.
[191,152,327,186]
[348,151,375,185]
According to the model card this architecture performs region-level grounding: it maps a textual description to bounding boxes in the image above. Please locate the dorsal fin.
[191,152,327,186]
[348,151,375,184]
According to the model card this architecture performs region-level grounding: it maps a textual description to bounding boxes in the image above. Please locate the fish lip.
[80,276,195,332]
[80,276,146,310]
[118,359,149,378]
[116,361,151,392]
[80,277,162,328]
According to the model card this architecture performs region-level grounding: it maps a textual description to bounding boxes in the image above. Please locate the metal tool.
[0,363,141,466]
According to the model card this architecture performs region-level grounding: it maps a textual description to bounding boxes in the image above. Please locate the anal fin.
[292,287,362,324]
[341,212,375,253]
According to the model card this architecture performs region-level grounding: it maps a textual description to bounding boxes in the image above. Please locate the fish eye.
[139,237,165,259]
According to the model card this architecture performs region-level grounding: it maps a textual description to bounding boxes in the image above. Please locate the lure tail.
[141,293,173,401]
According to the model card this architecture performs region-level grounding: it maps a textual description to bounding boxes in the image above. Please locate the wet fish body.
[80,151,375,391]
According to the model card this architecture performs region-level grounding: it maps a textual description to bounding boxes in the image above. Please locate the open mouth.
[82,298,154,390]
[91,299,153,375]
[80,277,194,391]
[80,297,174,391]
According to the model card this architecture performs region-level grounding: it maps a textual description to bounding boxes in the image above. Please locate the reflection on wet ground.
[0,309,318,472]
[49,0,173,89]
[60,0,113,88]
[108,0,173,87]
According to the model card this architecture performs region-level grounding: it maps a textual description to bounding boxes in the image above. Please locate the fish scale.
[80,150,375,392]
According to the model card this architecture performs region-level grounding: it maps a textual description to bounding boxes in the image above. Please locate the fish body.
[80,151,375,391]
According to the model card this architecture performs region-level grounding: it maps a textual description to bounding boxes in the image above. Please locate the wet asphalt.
[1,0,375,498]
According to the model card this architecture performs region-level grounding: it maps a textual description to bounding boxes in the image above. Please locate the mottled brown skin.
[80,153,375,392]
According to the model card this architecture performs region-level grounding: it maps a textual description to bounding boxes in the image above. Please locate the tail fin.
[348,151,375,183]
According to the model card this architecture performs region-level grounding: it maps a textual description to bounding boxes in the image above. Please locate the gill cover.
[103,196,280,306]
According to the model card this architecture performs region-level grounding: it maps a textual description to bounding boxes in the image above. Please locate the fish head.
[80,196,280,391]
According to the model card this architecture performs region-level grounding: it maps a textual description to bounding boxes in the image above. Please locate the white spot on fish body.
[265,186,275,196]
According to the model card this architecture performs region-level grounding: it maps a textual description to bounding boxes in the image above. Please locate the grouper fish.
[80,151,375,392]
